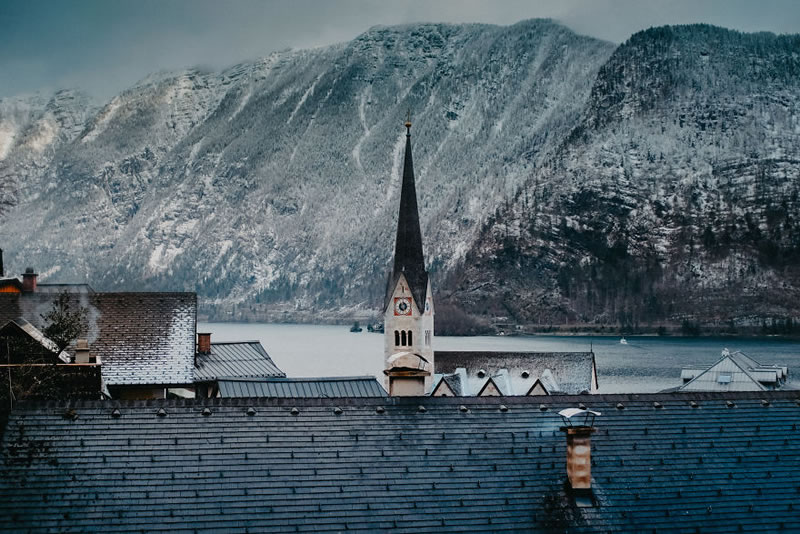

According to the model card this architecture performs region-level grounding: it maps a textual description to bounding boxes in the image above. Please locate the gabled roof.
[0,291,197,386]
[0,317,70,363]
[384,125,428,313]
[679,354,766,392]
[476,376,502,396]
[435,351,596,395]
[195,341,284,381]
[3,391,800,532]
[217,376,387,398]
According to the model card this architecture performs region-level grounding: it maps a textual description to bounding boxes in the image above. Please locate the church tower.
[383,119,434,395]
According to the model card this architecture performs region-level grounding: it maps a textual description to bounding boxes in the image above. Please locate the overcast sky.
[1,0,799,101]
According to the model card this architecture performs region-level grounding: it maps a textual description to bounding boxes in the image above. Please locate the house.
[0,285,197,399]
[0,318,101,408]
[194,333,286,397]
[433,351,598,396]
[217,376,387,398]
[676,349,788,392]
[2,391,799,532]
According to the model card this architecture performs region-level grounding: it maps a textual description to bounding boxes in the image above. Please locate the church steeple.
[383,119,435,396]
[385,119,428,313]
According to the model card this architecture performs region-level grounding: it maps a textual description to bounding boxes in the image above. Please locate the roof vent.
[202,408,212,417]
[111,409,121,418]
[376,406,385,414]
[521,370,530,379]
[616,403,625,410]
[246,407,256,416]
[690,401,699,408]
[539,404,548,411]
[726,400,736,408]
[579,403,587,410]
[653,402,663,409]
[156,408,167,417]
[290,407,299,415]
[761,399,771,407]
[334,407,343,415]
[477,369,486,378]
[499,404,508,412]
[418,405,427,413]
[459,405,468,413]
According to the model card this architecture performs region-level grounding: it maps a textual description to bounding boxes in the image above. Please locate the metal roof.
[2,391,800,532]
[218,376,387,398]
[194,341,284,381]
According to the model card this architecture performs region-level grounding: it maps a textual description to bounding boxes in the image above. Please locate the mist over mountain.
[1,20,798,329]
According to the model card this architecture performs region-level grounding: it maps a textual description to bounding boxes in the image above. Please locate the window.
[424,330,431,346]
[394,330,400,346]
[401,330,407,346]
[407,330,413,346]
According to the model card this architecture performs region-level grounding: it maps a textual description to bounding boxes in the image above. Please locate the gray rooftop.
[195,341,285,382]
[2,391,799,532]
[435,351,597,395]
[218,376,387,398]
[0,291,197,386]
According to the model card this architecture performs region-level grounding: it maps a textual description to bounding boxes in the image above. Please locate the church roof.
[3,392,800,532]
[385,124,428,313]
[435,351,597,395]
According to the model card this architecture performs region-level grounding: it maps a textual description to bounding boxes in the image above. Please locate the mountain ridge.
[1,20,798,330]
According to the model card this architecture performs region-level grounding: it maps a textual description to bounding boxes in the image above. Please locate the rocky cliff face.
[1,22,798,328]
[446,25,800,330]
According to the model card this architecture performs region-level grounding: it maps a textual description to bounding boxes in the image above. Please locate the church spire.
[385,118,428,312]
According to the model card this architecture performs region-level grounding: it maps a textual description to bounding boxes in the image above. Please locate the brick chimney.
[22,267,37,292]
[197,333,212,354]
[559,408,600,492]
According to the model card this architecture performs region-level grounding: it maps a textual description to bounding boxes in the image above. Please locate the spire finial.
[404,109,412,135]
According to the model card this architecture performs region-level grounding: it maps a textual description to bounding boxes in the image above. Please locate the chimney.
[22,267,37,292]
[74,339,91,364]
[197,332,212,354]
[559,408,600,492]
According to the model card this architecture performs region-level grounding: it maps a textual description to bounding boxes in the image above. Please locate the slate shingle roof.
[218,376,387,398]
[0,291,196,386]
[194,341,285,381]
[2,391,799,533]
[435,351,597,395]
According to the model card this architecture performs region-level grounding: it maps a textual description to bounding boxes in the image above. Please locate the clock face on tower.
[394,297,412,316]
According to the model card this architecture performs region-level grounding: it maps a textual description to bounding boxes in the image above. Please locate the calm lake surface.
[199,322,800,393]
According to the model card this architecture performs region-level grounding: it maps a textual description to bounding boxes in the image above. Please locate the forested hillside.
[1,22,798,330]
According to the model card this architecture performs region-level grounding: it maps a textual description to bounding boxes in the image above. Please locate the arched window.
[401,331,407,346]
[407,330,413,346]
[394,330,400,346]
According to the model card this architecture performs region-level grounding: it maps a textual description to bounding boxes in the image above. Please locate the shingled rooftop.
[1,391,799,532]
[0,291,197,393]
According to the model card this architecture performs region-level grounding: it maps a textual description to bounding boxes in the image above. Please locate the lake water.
[199,322,800,393]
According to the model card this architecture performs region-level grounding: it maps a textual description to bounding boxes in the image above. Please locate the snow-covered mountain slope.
[447,25,800,328]
[0,20,615,320]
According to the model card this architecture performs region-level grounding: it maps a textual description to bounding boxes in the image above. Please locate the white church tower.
[383,119,434,396]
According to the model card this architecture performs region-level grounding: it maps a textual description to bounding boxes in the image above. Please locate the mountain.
[0,20,613,320]
[445,25,800,332]
[0,21,798,331]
